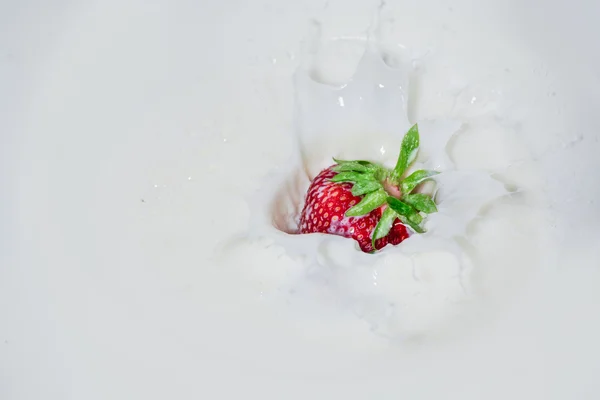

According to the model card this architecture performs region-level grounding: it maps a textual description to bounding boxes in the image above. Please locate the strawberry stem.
[383,179,402,199]
[327,123,441,245]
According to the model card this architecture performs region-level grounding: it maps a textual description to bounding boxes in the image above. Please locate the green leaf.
[398,215,425,233]
[386,197,417,216]
[345,189,387,217]
[400,170,440,194]
[332,162,370,173]
[333,158,376,167]
[404,193,438,213]
[330,171,371,184]
[407,212,423,225]
[391,124,420,183]
[372,207,398,249]
[351,180,382,196]
[387,196,425,233]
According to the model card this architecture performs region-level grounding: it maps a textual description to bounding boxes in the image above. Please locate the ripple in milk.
[218,36,547,340]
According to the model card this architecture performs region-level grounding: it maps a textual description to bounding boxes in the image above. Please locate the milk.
[220,33,549,339]
[3,1,600,398]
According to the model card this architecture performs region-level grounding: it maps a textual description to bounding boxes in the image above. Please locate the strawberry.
[299,167,409,252]
[299,124,439,253]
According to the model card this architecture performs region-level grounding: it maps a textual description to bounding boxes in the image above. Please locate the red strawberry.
[299,167,409,252]
[298,124,440,253]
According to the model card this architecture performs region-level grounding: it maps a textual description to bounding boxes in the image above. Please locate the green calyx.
[328,123,440,250]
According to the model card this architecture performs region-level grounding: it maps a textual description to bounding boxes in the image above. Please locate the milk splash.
[221,36,514,338]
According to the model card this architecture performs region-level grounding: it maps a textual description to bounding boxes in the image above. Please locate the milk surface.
[2,1,600,399]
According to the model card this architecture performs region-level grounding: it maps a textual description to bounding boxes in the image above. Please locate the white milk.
[222,34,545,339]
[2,0,600,399]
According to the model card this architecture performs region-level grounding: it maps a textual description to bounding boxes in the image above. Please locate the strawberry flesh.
[299,166,409,253]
